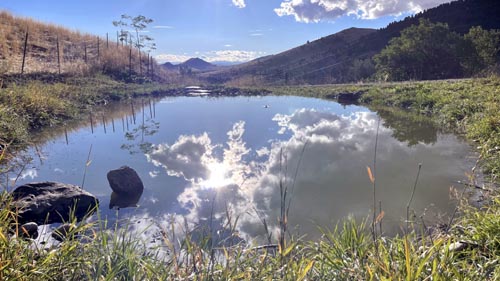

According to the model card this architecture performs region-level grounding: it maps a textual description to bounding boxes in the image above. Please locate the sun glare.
[201,162,232,189]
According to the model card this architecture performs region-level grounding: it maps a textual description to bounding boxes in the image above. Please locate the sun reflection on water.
[200,162,232,189]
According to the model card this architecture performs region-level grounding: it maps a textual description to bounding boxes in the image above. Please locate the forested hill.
[205,0,500,86]
[355,0,500,63]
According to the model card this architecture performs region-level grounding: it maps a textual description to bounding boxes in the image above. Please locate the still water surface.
[14,95,473,242]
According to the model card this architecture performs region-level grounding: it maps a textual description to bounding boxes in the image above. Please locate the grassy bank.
[269,77,500,182]
[1,189,499,279]
[1,77,499,279]
[0,73,176,154]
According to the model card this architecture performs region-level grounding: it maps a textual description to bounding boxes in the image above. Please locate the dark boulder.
[11,182,99,225]
[19,222,39,239]
[107,166,143,209]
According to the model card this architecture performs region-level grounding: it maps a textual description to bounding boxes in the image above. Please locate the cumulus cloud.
[149,170,160,178]
[145,110,388,241]
[256,147,270,158]
[155,50,265,64]
[144,108,468,242]
[147,133,214,182]
[154,54,191,64]
[274,0,451,23]
[201,50,266,63]
[11,168,38,181]
[232,0,246,8]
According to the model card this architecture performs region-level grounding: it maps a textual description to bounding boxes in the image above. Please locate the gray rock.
[107,166,143,207]
[19,222,38,239]
[52,223,76,242]
[448,241,478,253]
[11,182,99,225]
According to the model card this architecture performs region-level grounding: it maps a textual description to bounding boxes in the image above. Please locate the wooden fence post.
[84,42,87,63]
[97,36,100,62]
[21,29,29,74]
[56,35,61,74]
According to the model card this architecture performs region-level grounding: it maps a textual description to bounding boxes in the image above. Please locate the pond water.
[12,94,474,243]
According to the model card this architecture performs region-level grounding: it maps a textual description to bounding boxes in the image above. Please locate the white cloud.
[224,44,233,47]
[155,50,265,64]
[274,0,451,23]
[142,108,470,243]
[250,33,264,37]
[144,110,388,242]
[154,54,191,64]
[256,147,270,158]
[11,168,38,181]
[153,25,174,29]
[149,170,160,178]
[54,168,64,174]
[147,133,214,182]
[202,50,266,63]
[232,0,246,8]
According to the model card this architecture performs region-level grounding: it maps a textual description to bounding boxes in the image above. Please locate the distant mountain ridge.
[204,0,500,85]
[162,57,217,72]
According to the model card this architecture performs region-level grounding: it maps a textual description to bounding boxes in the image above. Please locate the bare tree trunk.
[129,35,133,76]
[138,48,142,76]
[146,53,150,76]
[136,30,142,76]
[150,56,154,79]
[129,47,132,77]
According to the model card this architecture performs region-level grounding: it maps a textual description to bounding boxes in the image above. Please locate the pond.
[11,93,475,243]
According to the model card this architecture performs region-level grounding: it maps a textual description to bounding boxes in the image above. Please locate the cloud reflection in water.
[145,108,468,242]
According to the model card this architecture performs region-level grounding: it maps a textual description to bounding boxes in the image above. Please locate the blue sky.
[1,0,450,63]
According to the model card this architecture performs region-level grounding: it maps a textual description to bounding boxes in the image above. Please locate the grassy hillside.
[206,0,500,86]
[0,11,171,81]
[205,27,376,86]
[0,11,183,156]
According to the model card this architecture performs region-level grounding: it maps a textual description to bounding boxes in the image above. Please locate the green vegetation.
[0,74,174,152]
[270,77,500,180]
[374,19,500,81]
[0,76,498,279]
[0,2,499,278]
[1,186,499,279]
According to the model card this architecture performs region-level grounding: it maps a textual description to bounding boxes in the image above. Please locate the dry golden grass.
[0,10,163,77]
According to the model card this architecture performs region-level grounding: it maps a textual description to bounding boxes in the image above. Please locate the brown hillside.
[0,11,165,79]
[203,27,376,86]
